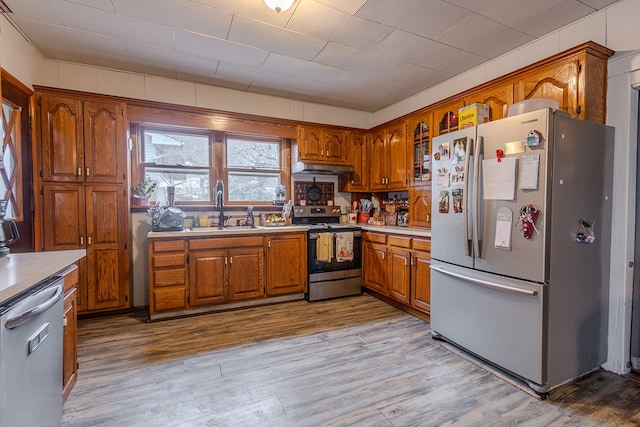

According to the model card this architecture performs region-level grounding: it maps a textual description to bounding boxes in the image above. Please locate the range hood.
[290,161,355,175]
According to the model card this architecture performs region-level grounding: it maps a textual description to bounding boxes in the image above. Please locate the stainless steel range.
[292,205,362,301]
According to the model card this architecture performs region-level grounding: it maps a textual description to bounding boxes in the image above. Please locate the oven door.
[308,230,362,273]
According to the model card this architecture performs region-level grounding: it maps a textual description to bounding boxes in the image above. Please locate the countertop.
[148,224,431,238]
[0,249,86,304]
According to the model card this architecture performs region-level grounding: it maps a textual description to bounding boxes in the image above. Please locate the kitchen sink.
[184,226,265,232]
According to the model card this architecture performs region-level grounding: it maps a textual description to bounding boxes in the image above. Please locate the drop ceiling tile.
[228,16,327,61]
[124,41,177,67]
[356,0,473,39]
[63,0,115,12]
[313,42,397,74]
[511,1,597,38]
[287,0,393,50]
[581,0,622,7]
[437,14,533,60]
[49,0,175,48]
[369,30,462,69]
[112,0,232,39]
[262,52,344,83]
[175,30,269,68]
[176,52,219,80]
[216,61,290,89]
[315,0,368,14]
[435,51,489,76]
[444,0,564,28]
[4,0,63,24]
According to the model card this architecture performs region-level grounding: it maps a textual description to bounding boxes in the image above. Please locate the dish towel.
[316,233,333,263]
[335,232,354,262]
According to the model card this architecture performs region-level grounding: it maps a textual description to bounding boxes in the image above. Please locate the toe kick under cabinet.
[148,231,307,320]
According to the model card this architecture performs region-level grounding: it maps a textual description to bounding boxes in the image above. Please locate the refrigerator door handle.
[463,138,473,257]
[472,136,483,258]
[430,265,538,296]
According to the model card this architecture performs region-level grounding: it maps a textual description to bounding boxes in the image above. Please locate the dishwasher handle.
[4,284,64,330]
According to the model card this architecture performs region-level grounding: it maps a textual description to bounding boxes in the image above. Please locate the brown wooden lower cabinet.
[362,231,431,318]
[62,265,79,402]
[149,231,306,319]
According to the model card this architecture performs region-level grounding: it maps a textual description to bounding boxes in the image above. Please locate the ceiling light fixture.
[264,0,295,13]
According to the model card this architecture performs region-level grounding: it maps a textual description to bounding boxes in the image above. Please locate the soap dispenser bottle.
[246,206,255,228]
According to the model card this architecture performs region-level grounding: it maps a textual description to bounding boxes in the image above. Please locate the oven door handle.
[309,231,362,240]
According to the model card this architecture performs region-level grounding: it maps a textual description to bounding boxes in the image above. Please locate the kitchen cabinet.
[36,89,130,314]
[149,239,188,315]
[42,183,130,312]
[464,82,513,122]
[339,131,368,192]
[409,188,431,229]
[62,265,79,403]
[369,122,407,191]
[266,233,307,296]
[39,93,127,184]
[295,125,347,164]
[406,114,432,188]
[433,100,465,137]
[362,231,431,318]
[189,236,265,306]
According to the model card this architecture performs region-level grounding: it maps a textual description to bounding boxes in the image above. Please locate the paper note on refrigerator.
[482,157,516,200]
[519,154,540,190]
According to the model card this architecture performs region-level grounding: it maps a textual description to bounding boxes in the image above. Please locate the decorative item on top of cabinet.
[409,188,431,229]
[369,121,407,191]
[339,131,368,192]
[295,125,347,164]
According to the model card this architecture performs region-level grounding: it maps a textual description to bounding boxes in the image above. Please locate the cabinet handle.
[85,167,90,177]
[321,149,324,156]
[77,167,82,177]
[405,258,408,267]
[382,252,385,260]
[63,315,68,327]
[230,257,233,265]
[80,236,84,245]
[225,257,228,266]
[326,150,329,157]
[87,236,92,245]
[268,240,271,248]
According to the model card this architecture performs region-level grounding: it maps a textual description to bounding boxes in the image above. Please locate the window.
[1,98,22,220]
[141,127,212,205]
[226,135,283,203]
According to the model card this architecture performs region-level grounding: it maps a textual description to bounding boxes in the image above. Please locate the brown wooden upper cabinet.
[39,93,127,184]
[295,125,348,164]
[406,113,433,188]
[339,131,368,192]
[369,121,407,192]
[463,82,514,122]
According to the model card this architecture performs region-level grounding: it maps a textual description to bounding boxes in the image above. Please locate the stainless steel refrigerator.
[430,108,614,395]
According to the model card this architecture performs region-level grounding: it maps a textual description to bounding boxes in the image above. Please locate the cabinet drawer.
[389,235,411,248]
[63,266,79,293]
[152,253,185,268]
[412,238,431,252]
[153,268,186,287]
[153,240,186,253]
[153,287,187,312]
[364,232,386,244]
[189,236,263,250]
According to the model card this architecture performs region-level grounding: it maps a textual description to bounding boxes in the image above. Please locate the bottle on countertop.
[246,206,255,228]
[192,211,200,228]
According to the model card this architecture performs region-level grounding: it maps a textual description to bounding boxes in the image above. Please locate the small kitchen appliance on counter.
[148,205,185,231]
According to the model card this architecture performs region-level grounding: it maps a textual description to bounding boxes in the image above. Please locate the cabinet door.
[362,240,387,293]
[85,184,130,311]
[386,122,408,190]
[42,183,86,250]
[409,189,431,229]
[411,250,431,314]
[368,130,387,191]
[189,250,227,306]
[297,126,324,161]
[407,115,432,188]
[228,247,265,301]
[433,100,465,136]
[40,94,84,183]
[340,131,368,192]
[266,234,307,296]
[62,287,77,402]
[464,82,514,122]
[388,246,411,304]
[515,59,578,118]
[324,129,347,163]
[83,100,127,183]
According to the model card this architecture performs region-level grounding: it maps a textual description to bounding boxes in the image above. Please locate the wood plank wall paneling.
[62,294,640,426]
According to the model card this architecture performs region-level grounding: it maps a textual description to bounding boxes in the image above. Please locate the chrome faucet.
[215,180,224,229]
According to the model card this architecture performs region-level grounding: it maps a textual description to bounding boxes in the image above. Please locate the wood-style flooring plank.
[63,294,640,427]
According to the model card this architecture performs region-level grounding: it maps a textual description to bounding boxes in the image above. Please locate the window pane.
[144,130,209,167]
[146,167,210,203]
[227,138,279,169]
[228,172,280,202]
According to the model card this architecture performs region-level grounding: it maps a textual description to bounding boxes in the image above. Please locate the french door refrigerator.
[430,108,614,395]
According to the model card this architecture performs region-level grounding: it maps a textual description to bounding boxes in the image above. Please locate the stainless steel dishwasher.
[0,276,65,427]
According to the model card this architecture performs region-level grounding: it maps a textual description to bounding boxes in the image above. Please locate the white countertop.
[0,250,86,303]
[147,224,430,239]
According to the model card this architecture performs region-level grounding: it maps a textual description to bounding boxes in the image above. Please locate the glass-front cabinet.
[406,113,432,188]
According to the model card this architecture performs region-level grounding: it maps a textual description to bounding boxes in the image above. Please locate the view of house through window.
[140,127,284,205]
[226,136,282,202]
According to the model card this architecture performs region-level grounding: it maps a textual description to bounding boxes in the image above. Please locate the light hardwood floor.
[63,294,640,427]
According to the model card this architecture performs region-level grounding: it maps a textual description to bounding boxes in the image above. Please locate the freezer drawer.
[431,261,545,385]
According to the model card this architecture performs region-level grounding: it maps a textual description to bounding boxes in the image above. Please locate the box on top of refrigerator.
[458,103,490,129]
